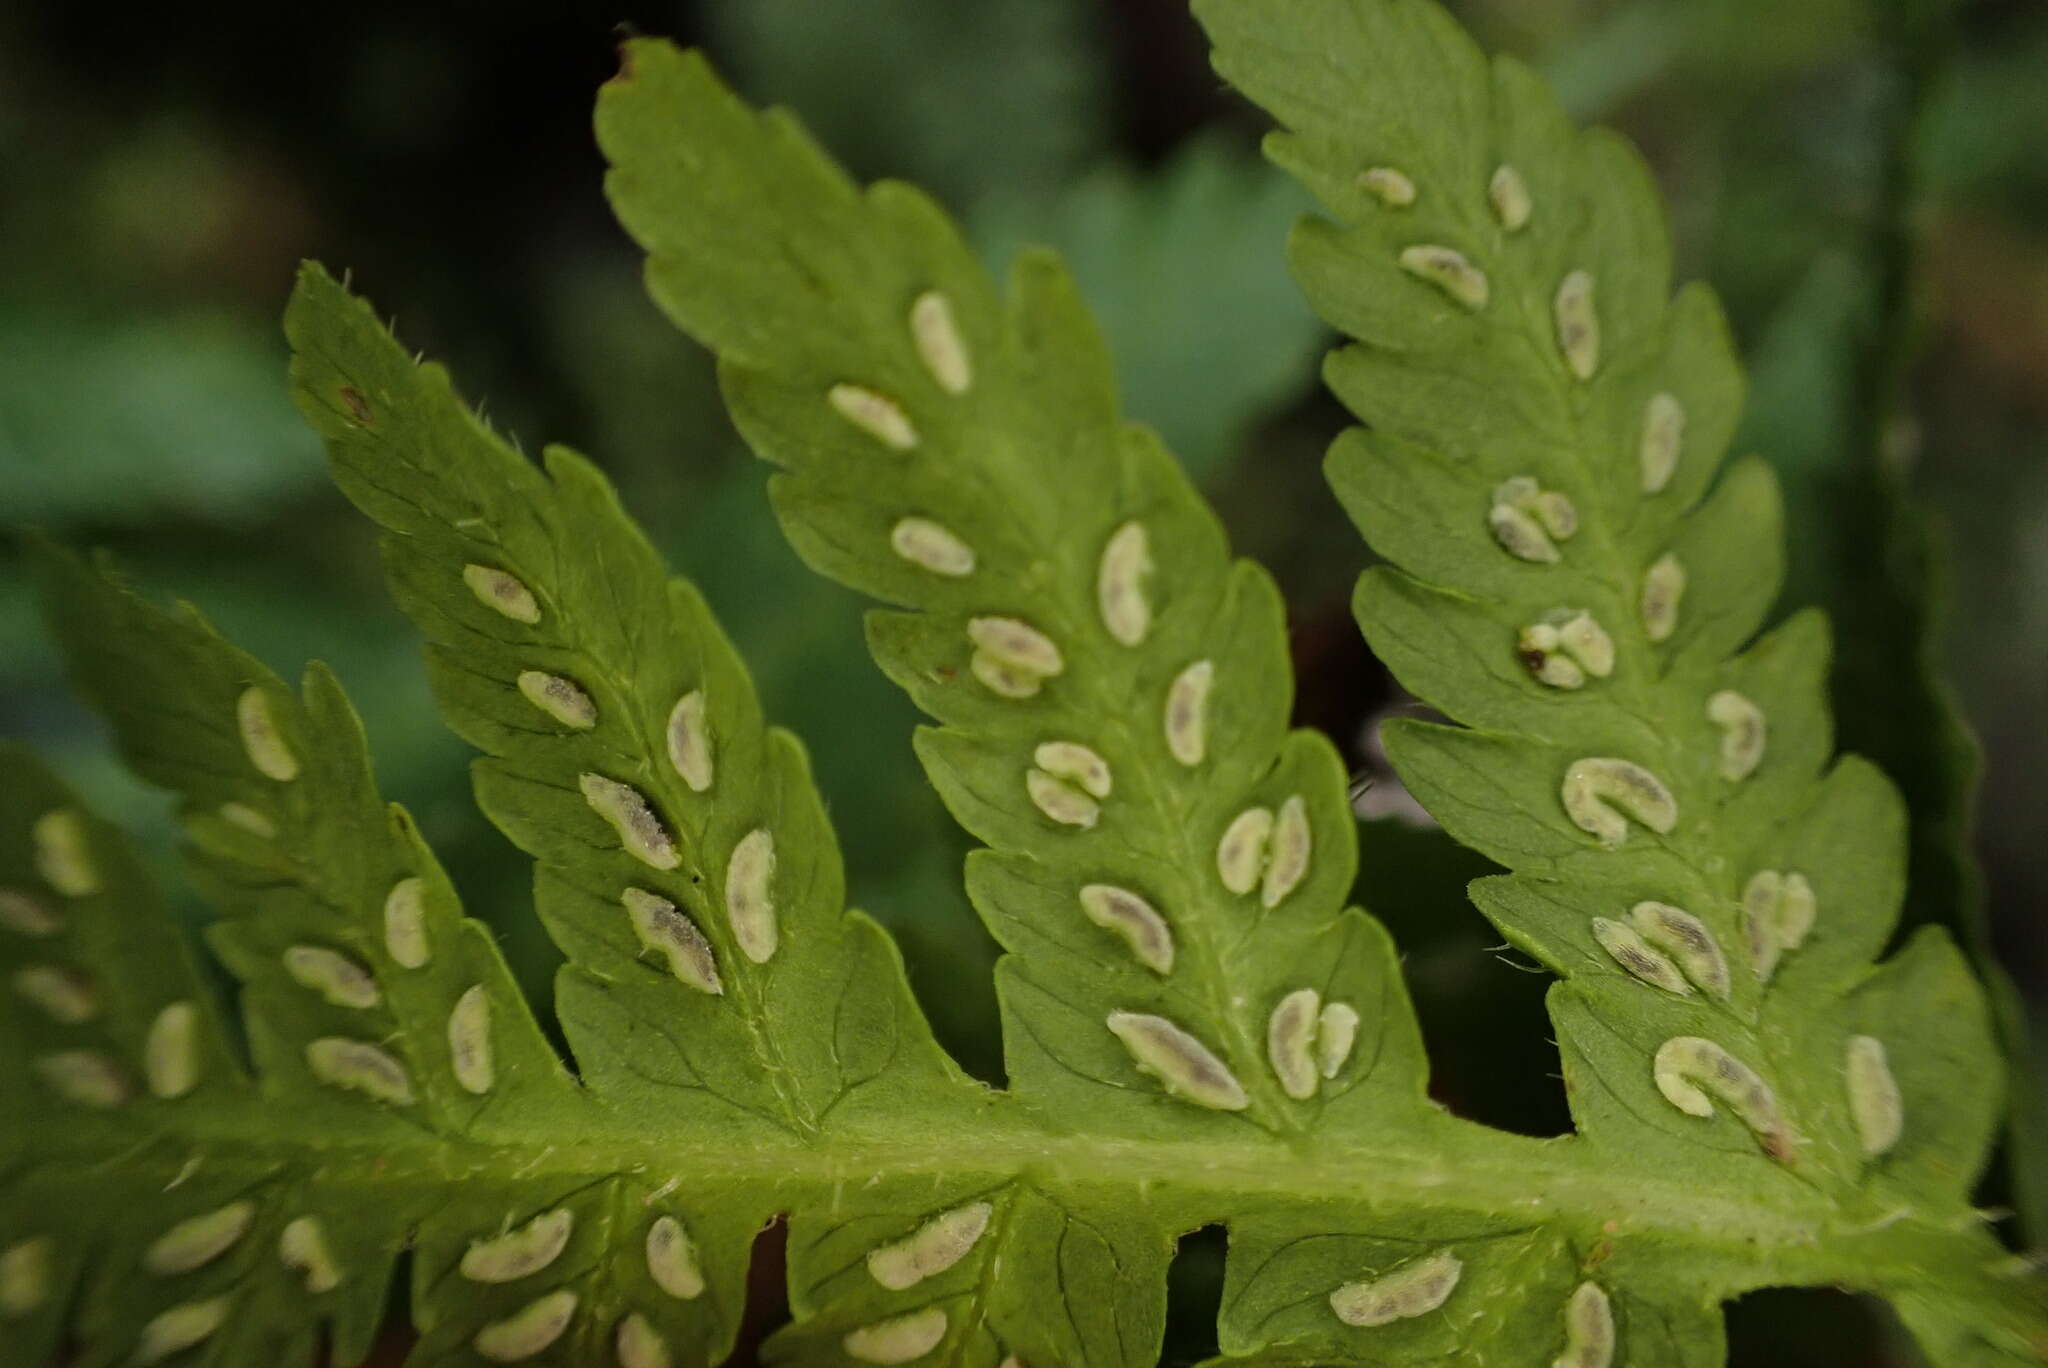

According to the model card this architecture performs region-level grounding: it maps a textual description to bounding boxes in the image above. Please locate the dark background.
[2,0,2044,1362]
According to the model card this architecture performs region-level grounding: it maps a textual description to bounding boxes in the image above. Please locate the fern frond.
[0,747,295,1366]
[599,35,1431,1149]
[33,542,578,1136]
[1195,0,2038,1360]
[6,5,2044,1365]
[6,547,601,1364]
[288,264,967,1142]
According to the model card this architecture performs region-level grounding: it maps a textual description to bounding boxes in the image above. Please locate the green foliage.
[0,313,323,527]
[705,0,1108,209]
[600,34,1422,1140]
[2,3,2043,1367]
[970,133,1324,479]
[1193,0,2038,1346]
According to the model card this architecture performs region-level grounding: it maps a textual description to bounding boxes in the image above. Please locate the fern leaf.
[32,542,578,1136]
[1195,0,2038,1358]
[0,745,483,1366]
[21,548,610,1362]
[286,263,966,1142]
[0,747,292,1365]
[23,553,735,1365]
[599,36,1432,1149]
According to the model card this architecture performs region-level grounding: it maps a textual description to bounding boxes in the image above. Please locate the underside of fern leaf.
[0,2,2042,1367]
[1191,0,2041,1360]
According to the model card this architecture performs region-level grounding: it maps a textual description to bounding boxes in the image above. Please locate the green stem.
[27,1107,2040,1341]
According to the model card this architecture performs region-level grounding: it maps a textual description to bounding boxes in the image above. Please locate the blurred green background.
[1,0,2043,1361]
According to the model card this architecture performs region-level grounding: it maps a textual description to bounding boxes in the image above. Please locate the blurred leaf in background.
[0,315,324,527]
[706,0,1111,205]
[973,132,1323,480]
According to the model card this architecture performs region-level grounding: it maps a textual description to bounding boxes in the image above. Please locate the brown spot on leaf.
[339,385,372,423]
[1762,1127,1801,1167]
